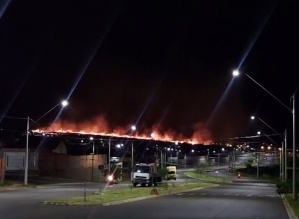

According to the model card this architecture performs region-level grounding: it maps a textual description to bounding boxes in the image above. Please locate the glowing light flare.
[232,70,240,76]
[61,100,68,107]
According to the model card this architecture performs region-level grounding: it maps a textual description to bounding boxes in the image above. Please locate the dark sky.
[0,0,298,142]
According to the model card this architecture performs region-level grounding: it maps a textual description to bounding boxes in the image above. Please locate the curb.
[44,184,219,207]
[281,194,298,219]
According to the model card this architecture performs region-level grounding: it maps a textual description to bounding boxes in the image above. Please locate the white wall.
[4,152,38,171]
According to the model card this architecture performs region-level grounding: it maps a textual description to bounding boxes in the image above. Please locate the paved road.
[0,178,289,219]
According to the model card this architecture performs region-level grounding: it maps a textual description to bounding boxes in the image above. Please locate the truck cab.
[166,166,177,180]
[132,163,161,187]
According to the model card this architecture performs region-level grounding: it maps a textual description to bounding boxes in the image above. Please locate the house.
[0,135,107,182]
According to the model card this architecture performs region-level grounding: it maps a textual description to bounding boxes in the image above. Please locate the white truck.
[132,163,162,187]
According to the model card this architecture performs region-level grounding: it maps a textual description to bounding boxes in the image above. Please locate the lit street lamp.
[130,125,136,181]
[234,70,296,200]
[251,115,287,180]
[35,100,69,123]
[257,131,261,135]
[24,99,69,186]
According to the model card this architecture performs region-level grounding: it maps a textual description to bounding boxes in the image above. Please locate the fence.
[38,153,107,182]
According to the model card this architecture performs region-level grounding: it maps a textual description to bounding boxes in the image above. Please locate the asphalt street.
[0,171,289,219]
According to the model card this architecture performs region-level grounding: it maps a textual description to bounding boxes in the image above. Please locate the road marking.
[246,194,252,197]
[224,193,230,196]
[177,193,183,196]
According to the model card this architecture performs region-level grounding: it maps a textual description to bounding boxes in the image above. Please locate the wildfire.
[32,117,213,145]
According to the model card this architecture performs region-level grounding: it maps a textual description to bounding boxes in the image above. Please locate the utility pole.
[233,150,236,175]
[24,116,29,186]
[285,130,288,181]
[184,154,187,168]
[108,139,111,174]
[207,149,209,165]
[279,142,284,181]
[131,142,134,181]
[257,153,259,179]
[292,94,297,200]
[282,141,285,181]
[91,141,94,182]
[160,149,163,169]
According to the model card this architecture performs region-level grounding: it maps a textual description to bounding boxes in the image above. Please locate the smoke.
[35,115,213,145]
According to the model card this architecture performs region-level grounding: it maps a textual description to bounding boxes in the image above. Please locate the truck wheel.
[141,183,146,187]
[154,183,158,186]
[133,183,137,187]
[174,178,176,181]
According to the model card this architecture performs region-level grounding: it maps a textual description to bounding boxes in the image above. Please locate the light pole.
[90,137,94,182]
[108,138,111,174]
[234,70,296,200]
[24,116,29,185]
[251,115,287,181]
[1,100,69,186]
[130,125,136,181]
[35,100,68,123]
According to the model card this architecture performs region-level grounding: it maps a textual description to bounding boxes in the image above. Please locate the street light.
[35,100,69,123]
[234,70,296,200]
[24,99,69,186]
[257,131,261,135]
[251,115,287,181]
[61,100,68,107]
[130,126,136,181]
[232,70,240,76]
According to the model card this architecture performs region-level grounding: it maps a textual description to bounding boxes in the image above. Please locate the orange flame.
[32,116,213,145]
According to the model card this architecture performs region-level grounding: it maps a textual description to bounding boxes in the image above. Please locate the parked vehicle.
[132,163,162,187]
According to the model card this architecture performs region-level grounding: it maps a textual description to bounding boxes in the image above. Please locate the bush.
[196,168,205,174]
[156,168,168,178]
[276,181,291,194]
[260,174,272,180]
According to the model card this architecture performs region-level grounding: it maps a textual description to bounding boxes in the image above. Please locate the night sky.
[0,0,298,142]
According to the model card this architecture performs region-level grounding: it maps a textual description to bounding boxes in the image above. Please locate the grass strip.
[185,172,232,183]
[45,182,217,205]
[285,194,299,218]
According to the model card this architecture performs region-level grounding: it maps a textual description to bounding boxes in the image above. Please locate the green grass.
[185,172,232,183]
[231,168,279,183]
[285,194,299,217]
[0,181,13,187]
[45,182,217,205]
[0,180,36,189]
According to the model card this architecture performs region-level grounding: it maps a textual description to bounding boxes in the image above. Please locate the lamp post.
[35,100,68,123]
[24,116,29,185]
[1,100,69,186]
[130,125,136,181]
[234,70,296,200]
[89,137,94,182]
[251,115,287,181]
